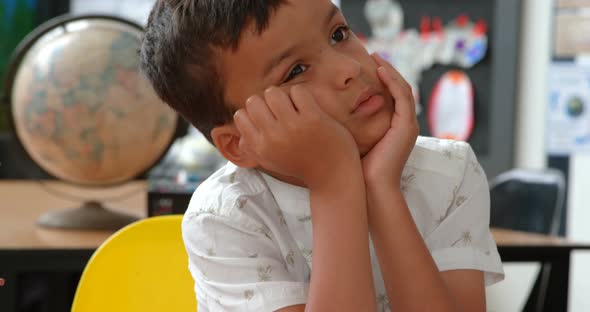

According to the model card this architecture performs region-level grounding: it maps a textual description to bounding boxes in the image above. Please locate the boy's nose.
[324,51,361,89]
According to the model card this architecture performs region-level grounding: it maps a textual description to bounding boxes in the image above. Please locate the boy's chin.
[357,132,387,157]
[358,118,392,157]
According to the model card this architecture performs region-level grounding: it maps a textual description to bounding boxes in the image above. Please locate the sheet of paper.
[547,62,590,155]
[71,0,340,25]
[71,0,155,25]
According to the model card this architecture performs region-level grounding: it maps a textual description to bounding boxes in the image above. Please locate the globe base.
[37,200,140,231]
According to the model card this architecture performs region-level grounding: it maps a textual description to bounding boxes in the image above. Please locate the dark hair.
[139,0,286,143]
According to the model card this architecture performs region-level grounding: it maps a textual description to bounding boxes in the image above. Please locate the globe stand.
[37,200,139,231]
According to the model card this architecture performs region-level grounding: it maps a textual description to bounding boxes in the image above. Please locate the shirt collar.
[259,171,310,215]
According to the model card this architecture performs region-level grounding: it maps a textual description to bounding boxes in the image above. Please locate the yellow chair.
[71,215,197,312]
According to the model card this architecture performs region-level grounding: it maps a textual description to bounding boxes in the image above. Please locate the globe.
[4,15,180,230]
[566,96,585,118]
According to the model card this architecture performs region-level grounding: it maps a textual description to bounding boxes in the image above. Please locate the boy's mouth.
[351,87,385,116]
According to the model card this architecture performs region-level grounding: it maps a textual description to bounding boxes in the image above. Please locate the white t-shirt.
[182,136,505,312]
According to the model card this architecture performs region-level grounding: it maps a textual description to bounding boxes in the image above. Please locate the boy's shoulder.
[184,162,272,220]
[403,137,488,239]
[406,136,480,180]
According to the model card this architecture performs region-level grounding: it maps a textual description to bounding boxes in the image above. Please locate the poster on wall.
[554,0,590,58]
[547,61,590,155]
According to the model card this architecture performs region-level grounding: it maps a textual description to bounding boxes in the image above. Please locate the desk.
[1,181,590,312]
[0,180,147,312]
[494,228,590,311]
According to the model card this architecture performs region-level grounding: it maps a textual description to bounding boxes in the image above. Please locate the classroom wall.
[70,0,590,310]
[509,0,590,311]
[568,156,590,312]
[485,1,551,310]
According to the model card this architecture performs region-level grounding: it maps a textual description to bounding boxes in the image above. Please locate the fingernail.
[378,67,387,74]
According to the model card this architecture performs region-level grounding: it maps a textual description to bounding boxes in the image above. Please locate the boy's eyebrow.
[262,4,340,78]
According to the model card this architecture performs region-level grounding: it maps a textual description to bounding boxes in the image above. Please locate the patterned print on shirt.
[256,225,273,241]
[200,269,210,281]
[201,206,218,215]
[237,197,247,209]
[244,289,254,301]
[455,194,467,207]
[470,160,482,175]
[257,265,273,282]
[297,214,312,223]
[285,250,295,268]
[451,231,473,247]
[300,247,313,263]
[437,185,459,226]
[278,209,287,227]
[377,293,390,312]
[448,186,459,208]
[400,173,416,194]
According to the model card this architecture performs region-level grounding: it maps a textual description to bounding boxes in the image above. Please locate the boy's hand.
[362,53,419,189]
[234,85,358,188]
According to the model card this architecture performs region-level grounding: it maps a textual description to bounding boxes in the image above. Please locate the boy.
[139,0,504,311]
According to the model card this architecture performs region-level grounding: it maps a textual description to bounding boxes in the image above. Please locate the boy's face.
[219,0,394,155]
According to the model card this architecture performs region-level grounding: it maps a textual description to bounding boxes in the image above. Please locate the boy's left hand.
[362,53,419,189]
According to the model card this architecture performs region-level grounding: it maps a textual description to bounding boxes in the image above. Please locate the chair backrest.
[71,215,196,312]
[489,168,565,235]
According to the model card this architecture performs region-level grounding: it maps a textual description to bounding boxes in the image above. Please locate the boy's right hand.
[233,85,358,188]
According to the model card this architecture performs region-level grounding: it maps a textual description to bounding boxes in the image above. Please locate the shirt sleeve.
[182,209,309,312]
[424,144,505,286]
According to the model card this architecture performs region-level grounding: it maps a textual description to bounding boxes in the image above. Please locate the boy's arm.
[304,158,376,311]
[234,86,376,312]
[367,188,484,312]
[361,54,485,312]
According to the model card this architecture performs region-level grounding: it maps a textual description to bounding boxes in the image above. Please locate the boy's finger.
[244,95,276,130]
[377,66,415,119]
[233,109,259,144]
[290,85,319,115]
[371,53,412,94]
[264,87,297,120]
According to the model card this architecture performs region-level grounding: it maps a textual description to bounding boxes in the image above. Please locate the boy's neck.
[257,168,306,188]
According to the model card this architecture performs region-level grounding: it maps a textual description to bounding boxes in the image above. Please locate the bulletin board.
[341,0,522,178]
[547,0,590,155]
[0,0,69,178]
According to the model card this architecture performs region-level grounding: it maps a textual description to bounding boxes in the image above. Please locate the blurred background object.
[489,168,566,312]
[147,128,225,217]
[4,14,182,230]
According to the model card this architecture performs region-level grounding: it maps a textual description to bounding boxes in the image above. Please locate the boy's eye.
[331,26,350,45]
[283,64,308,83]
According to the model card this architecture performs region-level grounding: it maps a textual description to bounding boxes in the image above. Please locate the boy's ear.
[211,124,258,168]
